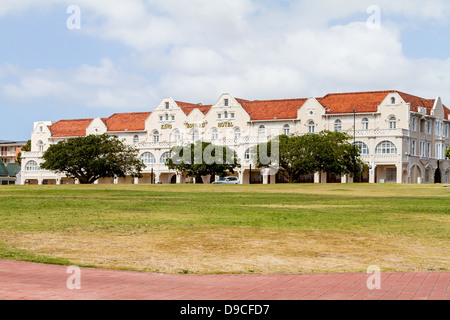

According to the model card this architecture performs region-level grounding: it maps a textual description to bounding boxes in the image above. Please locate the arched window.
[25,160,39,171]
[283,124,290,135]
[140,152,156,165]
[375,141,397,154]
[334,120,342,132]
[391,97,396,104]
[224,111,228,119]
[308,120,315,133]
[353,141,370,155]
[258,125,266,136]
[160,152,172,165]
[37,141,44,152]
[389,116,397,129]
[153,130,160,143]
[192,129,200,142]
[172,130,181,142]
[211,128,219,140]
[362,118,369,130]
[234,127,241,140]
[244,147,255,162]
[133,135,139,144]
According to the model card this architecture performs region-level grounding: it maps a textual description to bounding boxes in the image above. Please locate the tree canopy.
[40,134,144,184]
[256,131,366,183]
[166,141,240,183]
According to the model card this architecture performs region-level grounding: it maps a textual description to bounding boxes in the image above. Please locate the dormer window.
[391,97,396,104]
[224,99,229,107]
[334,119,342,132]
[133,135,139,144]
[165,102,170,110]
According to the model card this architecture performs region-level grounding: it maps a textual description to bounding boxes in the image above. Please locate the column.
[396,164,403,184]
[176,174,182,184]
[134,177,139,185]
[369,163,376,184]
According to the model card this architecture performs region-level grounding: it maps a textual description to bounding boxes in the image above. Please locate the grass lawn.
[0,183,448,274]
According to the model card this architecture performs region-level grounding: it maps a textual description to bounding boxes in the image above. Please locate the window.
[159,116,163,121]
[133,135,139,144]
[244,148,254,161]
[160,152,172,165]
[37,141,44,152]
[362,118,369,130]
[234,127,241,140]
[420,141,426,157]
[376,141,397,154]
[153,130,160,143]
[427,142,432,158]
[25,160,39,171]
[218,113,222,119]
[224,111,228,119]
[173,130,181,142]
[389,116,397,129]
[391,97,396,104]
[435,121,443,136]
[354,141,369,155]
[283,124,290,136]
[141,152,156,165]
[230,113,235,119]
[165,114,169,121]
[411,117,417,132]
[334,119,342,132]
[445,124,449,138]
[165,102,170,110]
[427,120,432,135]
[192,129,200,142]
[308,120,315,133]
[224,99,229,107]
[172,115,175,121]
[211,128,219,140]
[258,125,266,136]
[411,140,417,156]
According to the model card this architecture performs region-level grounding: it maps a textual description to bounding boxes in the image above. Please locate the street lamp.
[353,110,357,183]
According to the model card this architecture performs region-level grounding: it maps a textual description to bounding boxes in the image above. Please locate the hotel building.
[20,90,450,185]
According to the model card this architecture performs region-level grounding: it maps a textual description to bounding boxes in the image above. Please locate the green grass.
[0,183,448,274]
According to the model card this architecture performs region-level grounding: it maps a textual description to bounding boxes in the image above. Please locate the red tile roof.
[105,112,151,132]
[48,119,93,138]
[236,98,307,121]
[176,101,212,116]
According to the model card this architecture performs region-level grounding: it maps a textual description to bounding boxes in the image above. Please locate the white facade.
[21,91,450,185]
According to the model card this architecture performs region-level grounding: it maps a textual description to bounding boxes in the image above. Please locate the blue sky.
[1,0,450,141]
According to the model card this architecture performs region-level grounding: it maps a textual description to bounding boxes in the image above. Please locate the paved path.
[0,260,448,300]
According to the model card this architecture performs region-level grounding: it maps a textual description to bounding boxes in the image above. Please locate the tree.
[166,141,240,183]
[17,140,31,165]
[40,134,144,184]
[446,148,450,160]
[255,131,366,183]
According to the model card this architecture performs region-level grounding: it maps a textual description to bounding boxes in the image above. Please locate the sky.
[1,0,450,141]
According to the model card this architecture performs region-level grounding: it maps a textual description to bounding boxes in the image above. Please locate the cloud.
[1,0,450,109]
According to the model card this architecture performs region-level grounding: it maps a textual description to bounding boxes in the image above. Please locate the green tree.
[256,131,366,183]
[40,134,144,184]
[446,148,450,160]
[166,141,240,183]
[17,140,31,165]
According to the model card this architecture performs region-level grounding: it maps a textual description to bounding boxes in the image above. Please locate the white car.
[212,176,240,184]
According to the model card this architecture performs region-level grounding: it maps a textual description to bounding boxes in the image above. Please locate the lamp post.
[353,110,357,183]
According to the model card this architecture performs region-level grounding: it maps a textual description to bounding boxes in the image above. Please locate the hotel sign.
[161,124,173,130]
[218,122,234,128]
[184,122,207,129]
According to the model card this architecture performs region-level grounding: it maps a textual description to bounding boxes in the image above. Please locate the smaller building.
[0,161,16,185]
[0,140,26,164]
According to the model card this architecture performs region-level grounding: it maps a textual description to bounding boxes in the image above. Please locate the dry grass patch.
[1,227,448,274]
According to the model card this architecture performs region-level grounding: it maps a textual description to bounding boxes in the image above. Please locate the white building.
[21,90,450,185]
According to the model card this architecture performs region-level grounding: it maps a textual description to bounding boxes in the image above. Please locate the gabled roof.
[236,98,308,121]
[105,112,151,132]
[176,101,212,116]
[0,161,8,177]
[48,119,94,138]
[6,163,20,177]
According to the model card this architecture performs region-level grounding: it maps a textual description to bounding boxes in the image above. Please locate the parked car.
[212,176,240,184]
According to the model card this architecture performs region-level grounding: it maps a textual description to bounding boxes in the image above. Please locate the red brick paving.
[0,260,448,300]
